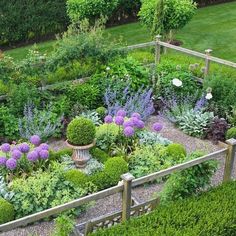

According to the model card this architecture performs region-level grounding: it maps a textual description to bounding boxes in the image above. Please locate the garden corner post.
[121,173,135,222]
[204,49,212,78]
[155,35,162,66]
[223,138,236,182]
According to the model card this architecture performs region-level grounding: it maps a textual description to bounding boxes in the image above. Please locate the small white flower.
[172,78,183,87]
[106,67,110,71]
[205,93,213,100]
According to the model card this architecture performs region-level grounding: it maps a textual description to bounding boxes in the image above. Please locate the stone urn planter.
[66,117,96,168]
[66,140,95,168]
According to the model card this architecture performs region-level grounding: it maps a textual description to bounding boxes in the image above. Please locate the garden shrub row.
[92,181,236,236]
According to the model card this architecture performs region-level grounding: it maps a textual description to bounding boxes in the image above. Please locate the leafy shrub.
[47,22,124,70]
[139,0,196,38]
[0,106,19,141]
[166,143,186,161]
[90,147,110,163]
[157,70,200,99]
[160,151,217,204]
[19,103,63,141]
[0,198,14,224]
[128,145,177,178]
[226,127,236,140]
[204,74,236,117]
[176,109,214,138]
[67,0,119,24]
[67,117,96,146]
[96,107,107,120]
[52,214,75,236]
[7,83,40,116]
[92,181,236,236]
[68,83,102,110]
[137,131,171,146]
[96,124,120,152]
[10,164,86,218]
[207,117,229,143]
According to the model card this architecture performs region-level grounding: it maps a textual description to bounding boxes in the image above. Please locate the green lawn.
[4,1,236,62]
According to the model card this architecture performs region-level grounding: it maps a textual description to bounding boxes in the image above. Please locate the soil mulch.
[1,115,234,236]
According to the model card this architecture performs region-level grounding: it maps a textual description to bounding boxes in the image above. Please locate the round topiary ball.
[166,143,187,161]
[0,198,15,224]
[67,117,96,146]
[226,127,236,140]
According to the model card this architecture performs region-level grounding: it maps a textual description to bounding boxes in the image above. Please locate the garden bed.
[0,115,231,236]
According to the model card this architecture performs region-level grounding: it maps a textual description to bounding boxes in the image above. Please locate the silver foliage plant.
[19,102,63,140]
[176,109,214,138]
[82,159,104,175]
[0,175,14,201]
[137,131,172,146]
[78,111,102,126]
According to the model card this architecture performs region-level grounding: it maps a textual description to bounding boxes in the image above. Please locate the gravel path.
[1,115,233,236]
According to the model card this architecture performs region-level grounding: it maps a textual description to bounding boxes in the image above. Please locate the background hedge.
[0,0,69,47]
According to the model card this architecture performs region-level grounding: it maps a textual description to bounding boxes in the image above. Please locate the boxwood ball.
[67,117,96,146]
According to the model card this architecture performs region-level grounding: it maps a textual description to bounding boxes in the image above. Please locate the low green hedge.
[92,181,236,236]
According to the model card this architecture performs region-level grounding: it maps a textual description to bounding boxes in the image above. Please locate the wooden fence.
[0,138,235,235]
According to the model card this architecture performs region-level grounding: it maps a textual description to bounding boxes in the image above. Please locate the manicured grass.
[4,1,236,62]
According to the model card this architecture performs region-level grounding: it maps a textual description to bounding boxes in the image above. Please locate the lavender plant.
[19,103,63,141]
[104,84,154,120]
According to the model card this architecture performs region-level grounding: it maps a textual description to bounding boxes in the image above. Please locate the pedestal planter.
[66,140,95,168]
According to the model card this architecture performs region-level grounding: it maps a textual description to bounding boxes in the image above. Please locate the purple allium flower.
[136,120,145,129]
[30,135,41,146]
[152,123,163,132]
[115,116,124,126]
[39,150,49,159]
[34,147,42,154]
[0,157,7,166]
[18,143,30,153]
[124,126,135,137]
[1,143,11,153]
[40,143,49,150]
[104,115,113,124]
[12,150,22,160]
[6,158,17,170]
[130,117,140,128]
[116,109,126,117]
[27,151,39,162]
[131,113,141,120]
[123,120,134,128]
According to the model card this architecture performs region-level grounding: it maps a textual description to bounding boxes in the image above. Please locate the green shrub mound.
[49,148,73,162]
[90,147,110,163]
[226,127,236,140]
[166,143,187,160]
[64,169,89,188]
[66,117,96,146]
[92,181,236,236]
[0,198,15,224]
[90,157,128,190]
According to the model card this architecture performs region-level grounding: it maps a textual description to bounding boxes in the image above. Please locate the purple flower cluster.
[104,110,147,138]
[0,135,49,171]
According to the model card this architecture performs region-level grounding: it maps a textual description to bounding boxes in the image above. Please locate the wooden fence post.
[204,49,212,78]
[155,35,162,66]
[223,138,236,182]
[121,173,135,222]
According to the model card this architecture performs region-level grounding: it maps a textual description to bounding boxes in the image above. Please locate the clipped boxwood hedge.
[92,181,236,236]
[0,198,15,224]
